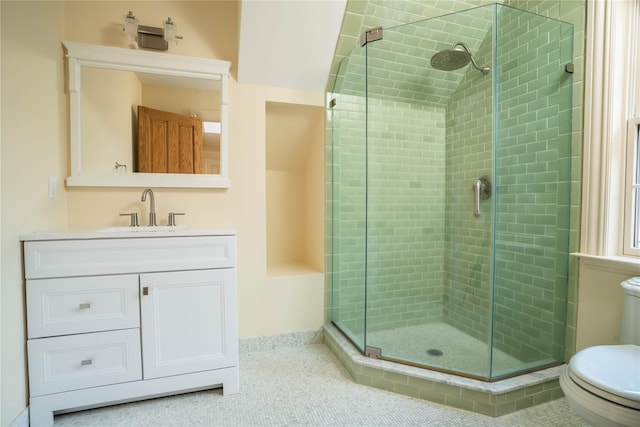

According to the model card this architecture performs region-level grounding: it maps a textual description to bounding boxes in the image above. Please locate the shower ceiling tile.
[342,11,365,37]
[332,4,496,107]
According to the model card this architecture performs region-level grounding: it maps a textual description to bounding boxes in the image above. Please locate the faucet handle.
[120,212,139,227]
[168,212,185,226]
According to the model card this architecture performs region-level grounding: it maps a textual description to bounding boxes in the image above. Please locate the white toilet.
[560,277,640,426]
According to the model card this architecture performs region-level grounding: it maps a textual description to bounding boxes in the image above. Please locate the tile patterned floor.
[366,322,554,378]
[52,343,589,426]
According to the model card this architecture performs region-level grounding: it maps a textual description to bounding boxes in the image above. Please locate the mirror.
[64,41,230,188]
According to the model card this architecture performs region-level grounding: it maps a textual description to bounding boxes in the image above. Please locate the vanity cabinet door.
[139,268,237,380]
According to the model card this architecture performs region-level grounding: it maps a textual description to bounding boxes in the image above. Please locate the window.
[625,117,640,256]
[581,0,639,261]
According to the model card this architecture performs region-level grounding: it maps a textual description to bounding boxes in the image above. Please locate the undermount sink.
[98,225,187,233]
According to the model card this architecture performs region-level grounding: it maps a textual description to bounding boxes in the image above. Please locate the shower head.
[430,42,490,75]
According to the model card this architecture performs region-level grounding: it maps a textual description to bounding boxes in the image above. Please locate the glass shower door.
[330,3,573,382]
[491,7,573,379]
[330,43,368,351]
[363,5,497,379]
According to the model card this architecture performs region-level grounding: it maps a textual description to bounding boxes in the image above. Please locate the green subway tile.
[551,384,565,399]
[533,389,555,405]
[370,376,399,393]
[496,389,525,404]
[474,401,498,417]
[395,382,421,398]
[419,387,447,405]
[515,395,536,410]
[544,379,561,390]
[525,382,545,396]
[433,382,462,398]
[496,401,517,416]
[460,387,494,405]
[446,395,476,412]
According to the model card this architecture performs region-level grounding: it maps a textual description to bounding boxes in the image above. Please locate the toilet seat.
[569,344,640,410]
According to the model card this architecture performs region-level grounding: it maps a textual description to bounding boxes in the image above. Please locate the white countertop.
[19,226,236,241]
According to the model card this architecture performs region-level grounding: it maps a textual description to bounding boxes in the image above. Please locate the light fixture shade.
[123,11,138,39]
[163,17,177,44]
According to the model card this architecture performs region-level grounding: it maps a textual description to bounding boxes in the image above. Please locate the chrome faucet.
[140,188,157,226]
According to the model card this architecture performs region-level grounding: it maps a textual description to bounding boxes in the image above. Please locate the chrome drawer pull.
[80,359,93,366]
[78,302,91,310]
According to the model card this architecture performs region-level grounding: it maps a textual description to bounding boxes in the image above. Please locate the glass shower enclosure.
[328,4,574,381]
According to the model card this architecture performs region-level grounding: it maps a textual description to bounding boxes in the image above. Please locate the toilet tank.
[621,277,640,345]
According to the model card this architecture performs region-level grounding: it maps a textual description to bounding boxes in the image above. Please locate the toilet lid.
[570,345,640,404]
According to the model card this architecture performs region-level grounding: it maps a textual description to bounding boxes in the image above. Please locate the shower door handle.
[473,179,482,217]
[472,177,491,218]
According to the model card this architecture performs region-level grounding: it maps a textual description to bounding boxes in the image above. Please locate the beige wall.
[81,67,140,172]
[576,260,640,351]
[1,2,69,425]
[64,1,237,71]
[265,102,325,272]
[1,1,325,424]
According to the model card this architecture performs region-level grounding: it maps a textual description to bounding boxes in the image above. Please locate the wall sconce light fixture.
[122,11,183,50]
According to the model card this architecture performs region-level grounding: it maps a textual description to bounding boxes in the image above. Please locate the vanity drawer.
[24,235,236,279]
[28,328,142,396]
[27,275,140,339]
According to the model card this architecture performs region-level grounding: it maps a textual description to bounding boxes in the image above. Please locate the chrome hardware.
[78,303,91,310]
[168,212,185,226]
[472,177,492,218]
[473,180,482,217]
[359,26,383,46]
[140,188,157,226]
[80,359,93,366]
[119,212,139,227]
[364,346,382,359]
[138,25,168,51]
[142,287,149,296]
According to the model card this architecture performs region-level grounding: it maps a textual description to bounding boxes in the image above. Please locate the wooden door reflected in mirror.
[137,106,204,174]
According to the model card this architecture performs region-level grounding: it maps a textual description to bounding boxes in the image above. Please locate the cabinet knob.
[78,302,91,310]
[80,359,93,366]
[142,287,149,296]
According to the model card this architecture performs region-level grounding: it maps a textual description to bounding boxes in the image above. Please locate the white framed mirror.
[64,41,231,188]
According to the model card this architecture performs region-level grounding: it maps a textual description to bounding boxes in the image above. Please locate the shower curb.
[323,323,565,417]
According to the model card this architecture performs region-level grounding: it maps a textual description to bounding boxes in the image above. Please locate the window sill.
[571,253,640,274]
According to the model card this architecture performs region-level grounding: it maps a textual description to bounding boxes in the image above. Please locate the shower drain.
[426,348,444,356]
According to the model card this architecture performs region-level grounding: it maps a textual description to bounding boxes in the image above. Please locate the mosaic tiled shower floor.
[366,322,554,378]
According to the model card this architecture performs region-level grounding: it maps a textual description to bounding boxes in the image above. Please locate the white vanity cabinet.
[139,269,237,379]
[22,232,239,427]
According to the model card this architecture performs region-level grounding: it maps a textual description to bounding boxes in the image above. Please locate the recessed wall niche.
[266,102,324,275]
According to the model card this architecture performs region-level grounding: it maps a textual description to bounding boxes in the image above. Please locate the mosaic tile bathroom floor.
[54,343,588,426]
[367,322,555,378]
